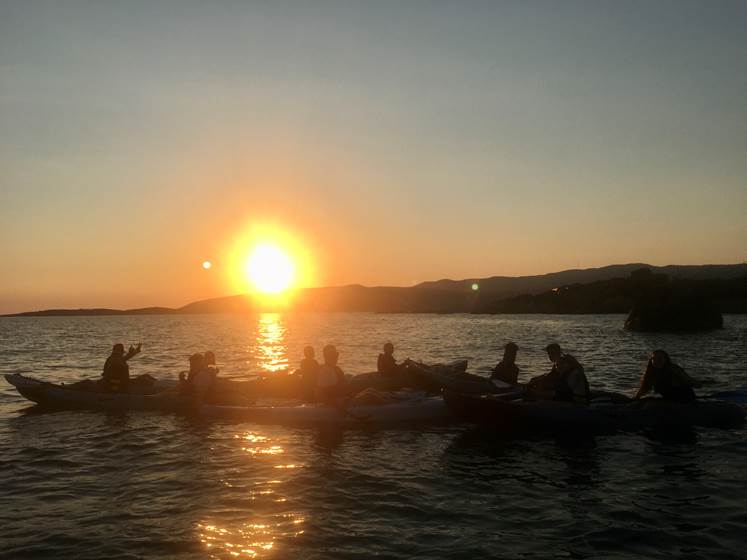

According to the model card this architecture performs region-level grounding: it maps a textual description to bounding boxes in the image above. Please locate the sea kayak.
[406,360,515,395]
[4,373,191,412]
[219,359,469,399]
[201,394,452,426]
[4,373,454,426]
[443,390,745,436]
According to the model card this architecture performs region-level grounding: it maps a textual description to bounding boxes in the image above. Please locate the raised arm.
[633,369,652,399]
[124,343,142,361]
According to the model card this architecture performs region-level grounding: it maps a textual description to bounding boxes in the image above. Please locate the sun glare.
[224,222,315,299]
[245,244,295,294]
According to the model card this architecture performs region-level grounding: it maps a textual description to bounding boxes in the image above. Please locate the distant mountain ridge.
[4,263,747,316]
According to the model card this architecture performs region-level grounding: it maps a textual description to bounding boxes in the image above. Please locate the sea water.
[1,313,746,559]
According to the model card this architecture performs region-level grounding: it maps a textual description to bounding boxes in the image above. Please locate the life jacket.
[102,355,129,392]
[317,364,344,388]
[652,365,695,403]
[551,360,590,404]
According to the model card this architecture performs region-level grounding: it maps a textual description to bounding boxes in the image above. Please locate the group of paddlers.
[487,342,699,404]
[101,343,220,405]
[101,339,700,406]
[293,341,699,405]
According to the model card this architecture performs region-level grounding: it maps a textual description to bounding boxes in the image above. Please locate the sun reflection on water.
[197,430,306,557]
[254,313,289,374]
[197,515,304,559]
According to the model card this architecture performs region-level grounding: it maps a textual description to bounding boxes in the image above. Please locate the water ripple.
[1,314,747,559]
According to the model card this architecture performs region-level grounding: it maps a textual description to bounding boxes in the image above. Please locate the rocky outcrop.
[624,296,723,332]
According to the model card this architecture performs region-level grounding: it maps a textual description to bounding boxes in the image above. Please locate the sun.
[224,222,315,298]
[245,244,295,294]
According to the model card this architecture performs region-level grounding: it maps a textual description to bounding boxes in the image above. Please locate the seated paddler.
[633,349,699,403]
[316,344,350,403]
[299,345,320,401]
[490,342,519,385]
[377,342,406,376]
[179,352,217,406]
[102,342,142,392]
[527,344,590,403]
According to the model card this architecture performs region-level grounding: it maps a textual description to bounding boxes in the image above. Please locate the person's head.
[322,344,339,366]
[189,353,205,372]
[204,351,215,366]
[304,346,315,359]
[545,343,562,362]
[383,342,394,355]
[503,342,518,362]
[650,349,671,369]
[112,343,125,356]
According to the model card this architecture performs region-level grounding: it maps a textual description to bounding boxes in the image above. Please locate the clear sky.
[1,0,746,313]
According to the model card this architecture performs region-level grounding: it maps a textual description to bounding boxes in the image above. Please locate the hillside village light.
[472,283,479,291]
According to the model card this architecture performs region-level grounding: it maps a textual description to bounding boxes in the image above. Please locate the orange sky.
[1,2,746,314]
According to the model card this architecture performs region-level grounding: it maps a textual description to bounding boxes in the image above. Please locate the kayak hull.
[443,390,745,436]
[5,374,454,427]
[5,374,191,412]
[202,396,453,426]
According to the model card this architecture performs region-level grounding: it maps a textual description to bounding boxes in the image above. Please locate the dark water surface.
[1,314,746,559]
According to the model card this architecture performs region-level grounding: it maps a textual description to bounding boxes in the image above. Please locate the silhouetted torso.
[377,353,397,376]
[300,358,320,400]
[650,364,695,403]
[547,355,589,403]
[102,355,129,391]
[317,364,344,388]
[490,361,519,385]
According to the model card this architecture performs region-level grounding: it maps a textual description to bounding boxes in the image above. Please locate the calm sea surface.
[1,313,746,559]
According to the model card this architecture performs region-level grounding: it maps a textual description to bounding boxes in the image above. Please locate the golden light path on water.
[198,316,304,558]
[255,313,289,374]
[197,431,307,558]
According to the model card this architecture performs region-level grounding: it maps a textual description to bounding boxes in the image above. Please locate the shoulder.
[564,353,581,366]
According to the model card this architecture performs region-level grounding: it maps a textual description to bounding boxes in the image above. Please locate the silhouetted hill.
[418,263,747,298]
[4,263,747,316]
[178,295,253,314]
[6,307,174,317]
[476,271,747,315]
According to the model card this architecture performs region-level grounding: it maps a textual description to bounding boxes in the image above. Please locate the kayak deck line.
[3,373,454,427]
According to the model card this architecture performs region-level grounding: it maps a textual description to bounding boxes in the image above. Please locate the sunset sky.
[1,1,746,313]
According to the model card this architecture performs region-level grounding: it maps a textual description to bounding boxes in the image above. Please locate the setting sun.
[245,244,295,294]
[224,222,316,298]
